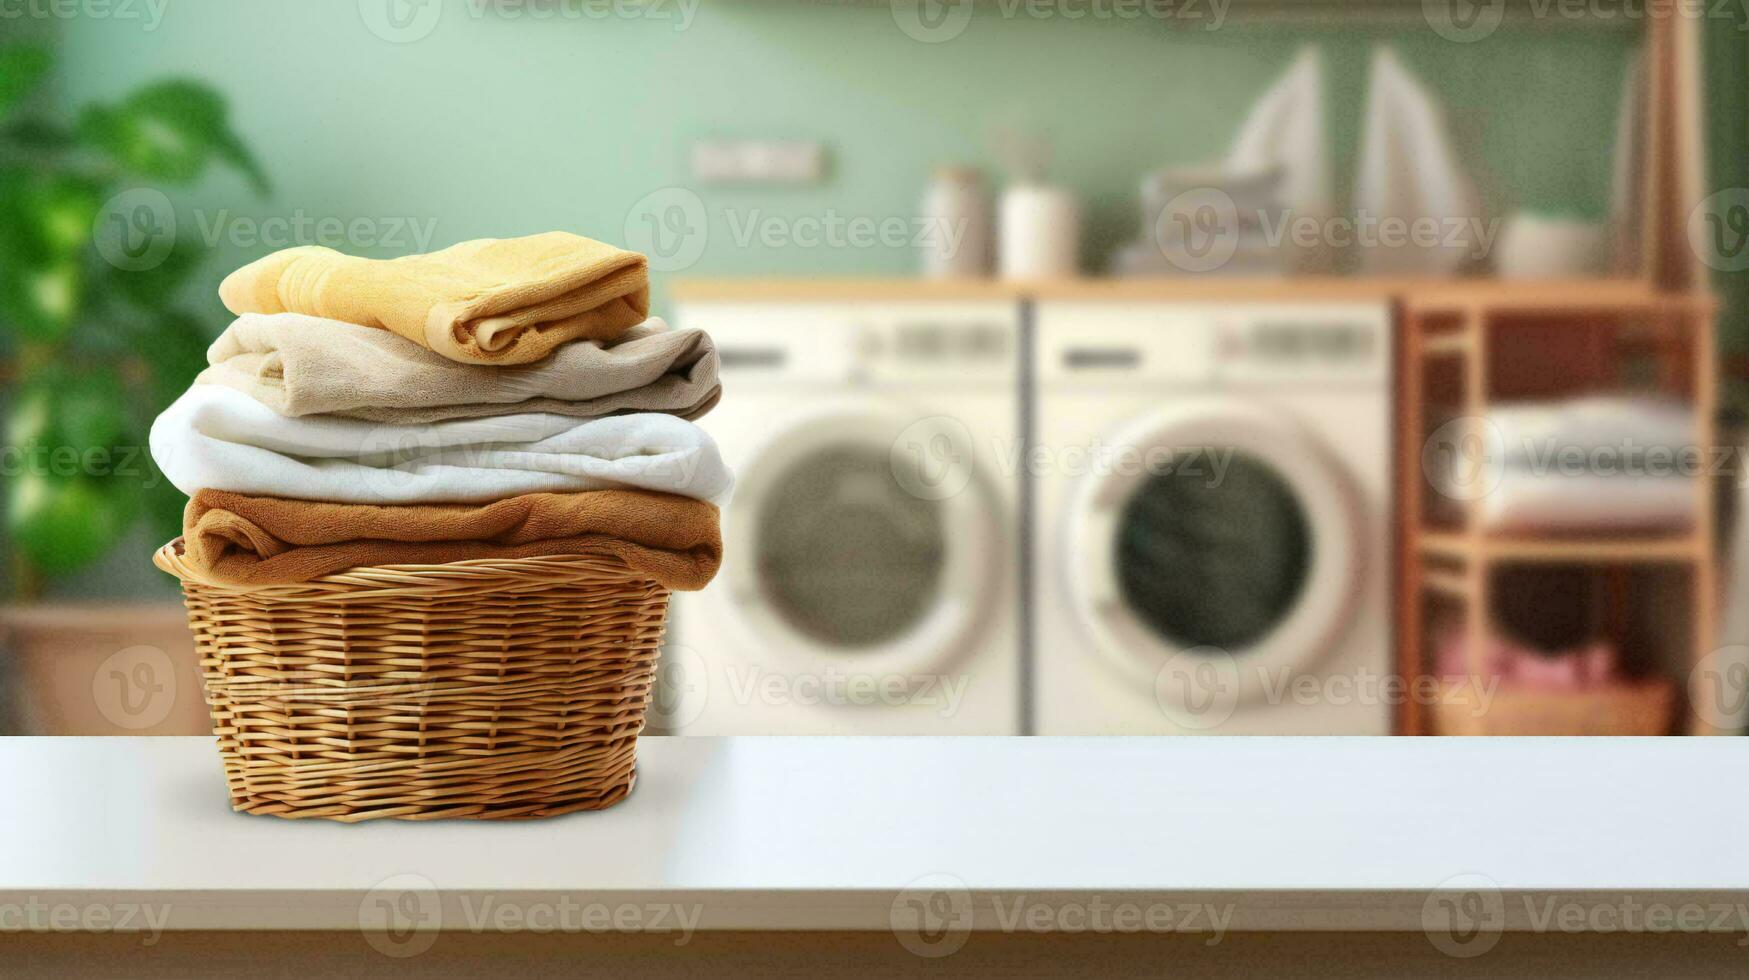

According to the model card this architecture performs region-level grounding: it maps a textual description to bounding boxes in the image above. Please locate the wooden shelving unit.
[1389,5,1723,735]
[1396,286,1720,735]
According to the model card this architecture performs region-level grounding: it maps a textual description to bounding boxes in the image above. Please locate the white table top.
[2,736,1744,931]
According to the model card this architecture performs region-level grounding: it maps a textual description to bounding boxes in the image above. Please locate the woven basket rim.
[154,538,661,598]
[1436,676,1677,696]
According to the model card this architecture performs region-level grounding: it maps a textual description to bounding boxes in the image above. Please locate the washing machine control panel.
[854,312,1017,385]
[1219,317,1380,363]
[869,319,1013,364]
[1214,307,1389,384]
[1035,302,1388,386]
[678,301,1020,386]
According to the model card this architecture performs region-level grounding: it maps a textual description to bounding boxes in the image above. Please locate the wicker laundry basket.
[153,539,669,821]
[1430,677,1676,736]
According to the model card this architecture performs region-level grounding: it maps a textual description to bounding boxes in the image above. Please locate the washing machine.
[1034,301,1393,735]
[660,300,1022,734]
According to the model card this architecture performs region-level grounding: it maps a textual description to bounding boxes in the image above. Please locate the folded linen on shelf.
[179,488,722,588]
[1429,396,1701,532]
[1483,396,1695,466]
[150,385,734,505]
[218,232,648,365]
[198,313,721,424]
[1469,470,1696,533]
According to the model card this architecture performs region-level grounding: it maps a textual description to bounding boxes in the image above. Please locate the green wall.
[55,0,1639,312]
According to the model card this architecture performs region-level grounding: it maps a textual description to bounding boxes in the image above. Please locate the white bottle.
[999,183,1079,280]
[920,166,992,280]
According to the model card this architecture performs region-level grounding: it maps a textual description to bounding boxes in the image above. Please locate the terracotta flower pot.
[1,603,209,736]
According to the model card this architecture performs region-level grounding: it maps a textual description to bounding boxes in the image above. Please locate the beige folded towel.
[218,232,649,365]
[197,312,721,424]
[181,489,722,589]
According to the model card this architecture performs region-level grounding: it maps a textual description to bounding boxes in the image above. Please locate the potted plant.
[0,41,266,734]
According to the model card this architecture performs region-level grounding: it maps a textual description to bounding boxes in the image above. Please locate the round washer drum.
[723,405,1003,685]
[1067,398,1365,705]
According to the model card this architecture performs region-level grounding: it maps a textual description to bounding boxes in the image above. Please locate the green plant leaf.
[6,469,138,575]
[0,116,75,152]
[5,364,145,574]
[0,168,91,341]
[28,171,103,258]
[0,253,81,342]
[79,102,195,184]
[4,375,56,448]
[102,233,202,309]
[0,44,51,121]
[8,363,129,452]
[137,309,210,406]
[78,80,269,194]
[60,372,129,450]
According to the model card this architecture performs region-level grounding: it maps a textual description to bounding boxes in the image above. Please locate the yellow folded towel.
[218,232,649,365]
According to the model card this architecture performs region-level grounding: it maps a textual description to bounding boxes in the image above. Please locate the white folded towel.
[1228,46,1330,224]
[1355,47,1480,276]
[1475,470,1696,533]
[1484,396,1695,467]
[150,385,734,505]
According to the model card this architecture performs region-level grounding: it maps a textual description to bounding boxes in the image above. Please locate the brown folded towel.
[218,232,649,365]
[182,489,721,589]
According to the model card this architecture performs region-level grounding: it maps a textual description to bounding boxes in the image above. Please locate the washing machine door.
[724,403,999,682]
[1068,398,1364,704]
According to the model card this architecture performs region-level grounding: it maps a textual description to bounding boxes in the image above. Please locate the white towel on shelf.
[1469,471,1697,533]
[1431,396,1702,532]
[1354,47,1480,276]
[150,384,734,505]
[1227,45,1329,224]
[1484,396,1696,465]
[1608,48,1646,273]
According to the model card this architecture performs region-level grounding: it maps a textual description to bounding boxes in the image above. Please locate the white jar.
[920,166,991,280]
[999,183,1079,280]
[1494,213,1607,279]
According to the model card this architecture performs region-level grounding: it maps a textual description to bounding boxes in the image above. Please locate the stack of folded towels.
[149,231,729,590]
